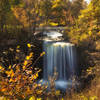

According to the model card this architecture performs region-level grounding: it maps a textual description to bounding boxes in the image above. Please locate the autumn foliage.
[0,44,46,100]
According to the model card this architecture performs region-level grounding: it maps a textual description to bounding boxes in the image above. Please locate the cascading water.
[42,31,77,90]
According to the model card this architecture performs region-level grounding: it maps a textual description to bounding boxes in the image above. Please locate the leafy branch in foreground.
[0,44,46,100]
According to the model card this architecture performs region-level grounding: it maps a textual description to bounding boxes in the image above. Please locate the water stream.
[42,31,77,89]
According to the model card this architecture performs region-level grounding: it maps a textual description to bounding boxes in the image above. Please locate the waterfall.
[42,31,77,89]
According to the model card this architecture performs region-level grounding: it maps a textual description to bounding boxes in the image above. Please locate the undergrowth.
[0,43,100,100]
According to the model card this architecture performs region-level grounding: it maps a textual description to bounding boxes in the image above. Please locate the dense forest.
[0,0,100,46]
[0,0,87,43]
[0,0,100,100]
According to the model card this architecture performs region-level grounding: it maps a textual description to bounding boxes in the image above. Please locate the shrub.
[0,44,46,100]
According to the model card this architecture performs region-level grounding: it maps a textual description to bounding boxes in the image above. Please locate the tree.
[39,0,53,25]
[78,0,100,38]
[67,0,100,45]
[51,0,71,26]
[12,0,41,36]
[0,0,10,33]
[71,0,85,18]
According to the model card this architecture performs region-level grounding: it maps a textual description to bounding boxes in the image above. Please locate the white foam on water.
[43,31,63,38]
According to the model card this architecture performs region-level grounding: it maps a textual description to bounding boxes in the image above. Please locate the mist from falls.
[42,31,77,89]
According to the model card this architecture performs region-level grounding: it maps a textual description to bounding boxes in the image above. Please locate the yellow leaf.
[40,52,45,56]
[37,90,42,95]
[17,45,20,48]
[16,65,20,71]
[27,43,31,48]
[29,96,36,100]
[36,73,38,77]
[26,56,30,60]
[0,66,2,69]
[1,88,6,92]
[34,83,38,88]
[50,22,58,26]
[10,69,13,74]
[31,74,38,80]
[24,60,28,66]
[9,65,11,69]
[89,96,98,100]
[88,31,92,36]
[11,71,14,77]
[23,65,26,70]
[31,75,33,80]
[5,71,9,75]
[9,78,13,82]
[6,69,14,77]
[29,52,34,57]
[61,98,64,100]
[34,75,37,79]
[0,66,4,70]
[37,98,42,100]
